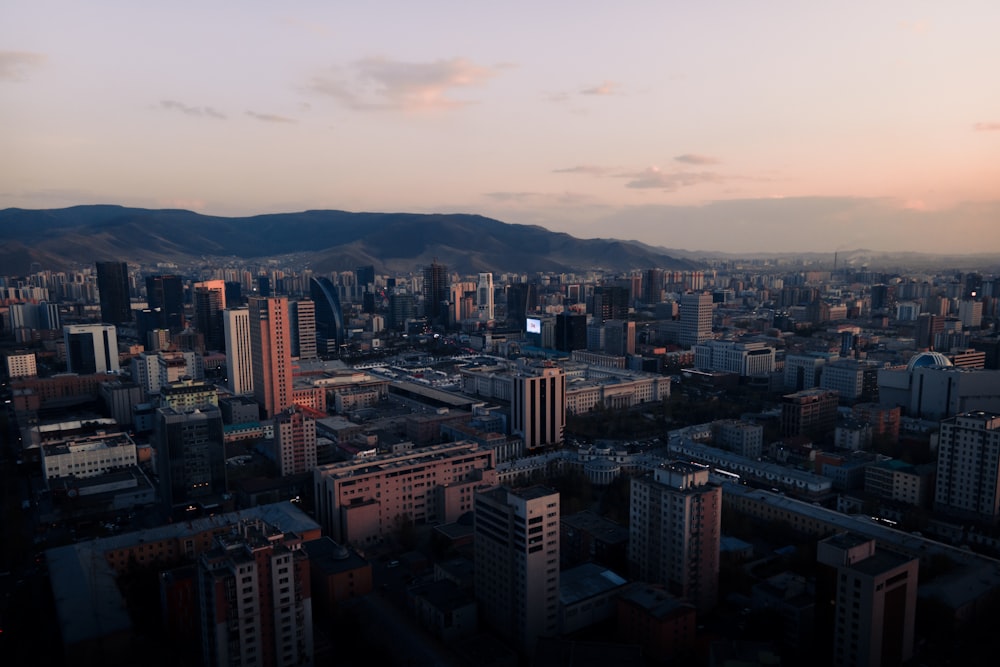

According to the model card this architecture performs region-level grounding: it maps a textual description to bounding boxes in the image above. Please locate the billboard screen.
[526,317,541,334]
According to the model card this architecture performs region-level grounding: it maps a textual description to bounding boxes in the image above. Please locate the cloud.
[246,111,296,124]
[160,100,226,119]
[484,191,540,202]
[899,20,930,35]
[310,57,498,111]
[974,122,1000,132]
[674,153,720,165]
[581,81,619,96]
[619,166,723,191]
[552,165,615,176]
[0,51,46,81]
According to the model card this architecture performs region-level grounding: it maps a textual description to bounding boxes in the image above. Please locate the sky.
[2,1,999,255]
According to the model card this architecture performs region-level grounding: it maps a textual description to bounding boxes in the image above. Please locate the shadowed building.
[96,261,132,325]
[309,277,345,355]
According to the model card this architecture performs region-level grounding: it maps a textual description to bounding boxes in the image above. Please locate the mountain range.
[0,205,697,275]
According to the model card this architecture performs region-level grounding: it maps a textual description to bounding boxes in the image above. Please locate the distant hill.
[0,205,696,275]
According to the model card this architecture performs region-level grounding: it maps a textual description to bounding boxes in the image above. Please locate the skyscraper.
[95,261,132,325]
[249,296,292,419]
[474,485,560,655]
[512,364,566,451]
[194,283,225,352]
[934,411,1000,522]
[422,260,449,329]
[477,272,495,322]
[309,278,344,354]
[593,285,630,323]
[64,324,120,374]
[224,308,254,396]
[679,291,713,348]
[289,299,317,359]
[629,462,721,613]
[146,274,185,333]
[644,268,664,305]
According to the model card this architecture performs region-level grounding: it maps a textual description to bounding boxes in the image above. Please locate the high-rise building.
[155,405,227,510]
[477,272,495,322]
[249,296,292,419]
[64,324,120,374]
[194,283,225,352]
[309,277,345,354]
[422,261,450,328]
[554,312,587,352]
[6,351,38,378]
[593,285,630,323]
[275,407,317,477]
[644,268,664,305]
[95,261,132,325]
[198,519,313,667]
[512,364,566,451]
[934,411,1000,523]
[629,462,721,614]
[289,299,317,359]
[224,308,254,396]
[474,485,560,655]
[679,292,713,348]
[146,274,185,332]
[816,533,917,667]
[505,283,537,329]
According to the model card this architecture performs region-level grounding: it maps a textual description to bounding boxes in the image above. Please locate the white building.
[223,307,254,396]
[42,431,138,487]
[693,340,775,377]
[64,324,119,374]
[6,351,37,378]
[477,272,494,321]
[935,411,1000,522]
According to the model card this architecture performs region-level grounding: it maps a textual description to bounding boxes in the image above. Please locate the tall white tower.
[477,272,495,322]
[223,308,254,396]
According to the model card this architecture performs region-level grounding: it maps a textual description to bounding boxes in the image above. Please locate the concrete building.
[64,324,119,374]
[474,485,560,655]
[155,405,227,510]
[816,533,917,667]
[713,419,764,459]
[289,299,317,359]
[693,340,775,377]
[781,388,839,438]
[679,292,713,348]
[784,352,835,391]
[275,406,317,477]
[41,430,138,486]
[224,307,254,396]
[629,462,722,613]
[131,350,204,398]
[313,442,497,545]
[160,378,218,412]
[615,584,697,663]
[198,519,313,667]
[5,350,37,378]
[512,363,565,450]
[250,296,293,419]
[935,411,1000,523]
[820,359,881,404]
[864,460,934,508]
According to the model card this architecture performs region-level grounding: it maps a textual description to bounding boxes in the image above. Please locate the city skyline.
[3,2,1000,255]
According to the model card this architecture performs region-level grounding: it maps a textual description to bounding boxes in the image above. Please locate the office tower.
[505,283,537,329]
[64,324,120,374]
[194,283,225,352]
[915,313,944,350]
[679,292,713,348]
[644,268,664,305]
[512,364,566,451]
[198,519,313,667]
[257,275,271,297]
[958,300,983,328]
[781,388,839,438]
[934,411,1000,522]
[309,277,345,354]
[554,312,587,352]
[289,299,317,360]
[422,260,449,328]
[388,290,416,331]
[223,281,242,308]
[95,261,132,325]
[275,407,317,477]
[629,462,721,614]
[870,285,895,312]
[38,301,60,330]
[355,265,375,296]
[593,285,630,323]
[816,534,917,667]
[146,274,185,332]
[249,296,292,419]
[222,308,253,396]
[602,319,636,356]
[155,405,227,509]
[474,485,560,655]
[477,272,495,321]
